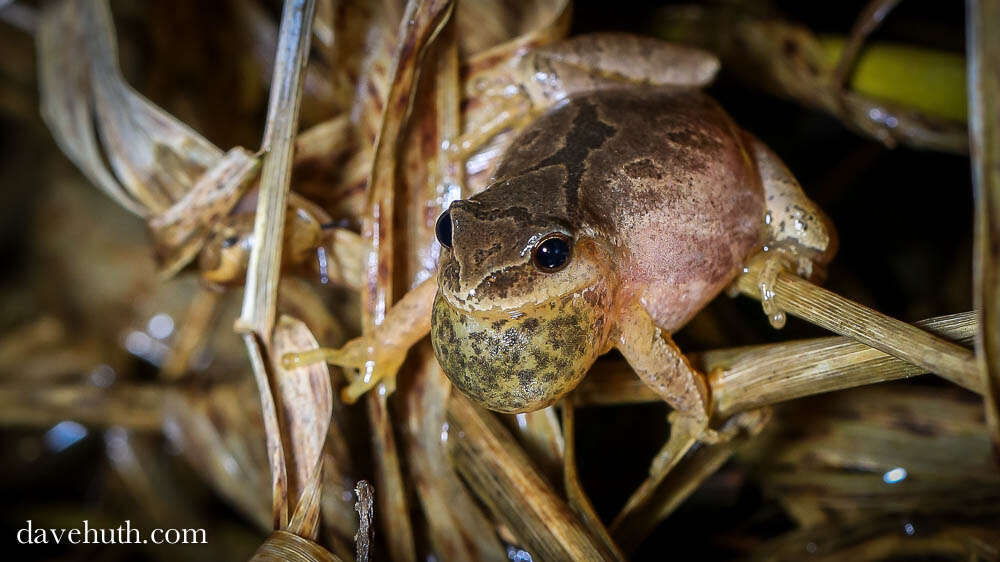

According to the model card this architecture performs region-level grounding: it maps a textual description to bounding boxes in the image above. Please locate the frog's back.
[491,87,765,332]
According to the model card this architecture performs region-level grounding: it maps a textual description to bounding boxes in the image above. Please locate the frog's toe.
[280,336,370,371]
[339,352,406,404]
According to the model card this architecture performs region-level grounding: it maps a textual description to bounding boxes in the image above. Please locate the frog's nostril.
[435,210,453,248]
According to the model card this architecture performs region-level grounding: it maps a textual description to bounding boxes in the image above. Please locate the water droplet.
[147,313,174,339]
[883,466,907,484]
[89,364,116,388]
[45,420,88,453]
[770,311,787,329]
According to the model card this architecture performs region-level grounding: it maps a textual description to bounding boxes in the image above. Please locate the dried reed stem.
[831,0,901,89]
[355,2,454,560]
[711,311,978,417]
[737,271,980,391]
[353,481,374,562]
[0,384,163,430]
[160,285,221,380]
[237,0,315,341]
[967,0,1000,456]
[234,0,316,532]
[561,401,625,560]
[575,312,979,414]
[611,412,768,553]
[447,393,619,561]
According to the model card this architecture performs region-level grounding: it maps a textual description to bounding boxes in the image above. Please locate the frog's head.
[430,169,616,413]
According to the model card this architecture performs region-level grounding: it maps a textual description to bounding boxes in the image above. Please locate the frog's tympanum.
[283,34,834,437]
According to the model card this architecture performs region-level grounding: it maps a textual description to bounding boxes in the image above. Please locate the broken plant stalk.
[967,0,1000,456]
[234,0,316,537]
[736,268,981,392]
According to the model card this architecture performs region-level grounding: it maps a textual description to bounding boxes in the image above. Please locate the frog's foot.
[740,251,795,330]
[282,277,437,404]
[649,411,708,475]
[281,337,405,404]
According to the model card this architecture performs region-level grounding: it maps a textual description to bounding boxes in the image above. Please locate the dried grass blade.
[361,0,454,333]
[148,148,260,277]
[402,348,506,561]
[238,0,316,341]
[356,2,454,560]
[831,0,902,89]
[235,0,315,528]
[712,312,979,417]
[0,383,162,430]
[509,407,564,485]
[967,0,1000,457]
[576,312,979,411]
[561,401,625,560]
[38,0,261,274]
[737,271,981,391]
[653,6,968,153]
[365,393,414,562]
[611,411,770,553]
[447,392,619,561]
[82,0,223,207]
[160,285,223,380]
[242,334,290,529]
[162,386,273,530]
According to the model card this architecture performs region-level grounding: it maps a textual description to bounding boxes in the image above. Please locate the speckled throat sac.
[430,288,611,413]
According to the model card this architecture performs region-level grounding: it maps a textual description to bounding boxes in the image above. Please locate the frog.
[282,33,834,438]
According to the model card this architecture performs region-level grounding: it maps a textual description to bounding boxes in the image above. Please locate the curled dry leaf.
[271,315,333,541]
[250,529,342,562]
[37,0,260,275]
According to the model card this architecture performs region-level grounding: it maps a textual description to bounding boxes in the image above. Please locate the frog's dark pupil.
[221,235,239,249]
[534,236,571,271]
[435,210,452,248]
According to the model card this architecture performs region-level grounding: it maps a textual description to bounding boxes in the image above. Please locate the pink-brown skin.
[284,35,833,433]
[433,87,768,420]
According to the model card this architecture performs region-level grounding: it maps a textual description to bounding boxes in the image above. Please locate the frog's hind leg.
[614,301,715,450]
[521,33,720,109]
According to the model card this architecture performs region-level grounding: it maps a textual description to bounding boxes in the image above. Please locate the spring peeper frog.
[284,34,834,433]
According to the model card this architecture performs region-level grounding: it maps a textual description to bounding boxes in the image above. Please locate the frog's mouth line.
[437,261,598,318]
[437,279,611,328]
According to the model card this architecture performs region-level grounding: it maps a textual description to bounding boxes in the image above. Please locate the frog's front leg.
[614,301,719,460]
[748,134,836,279]
[743,135,837,328]
[282,277,437,403]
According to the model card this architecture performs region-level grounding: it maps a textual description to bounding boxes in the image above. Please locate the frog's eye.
[532,234,572,272]
[435,210,452,248]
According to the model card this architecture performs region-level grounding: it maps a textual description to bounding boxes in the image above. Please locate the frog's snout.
[430,290,605,413]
